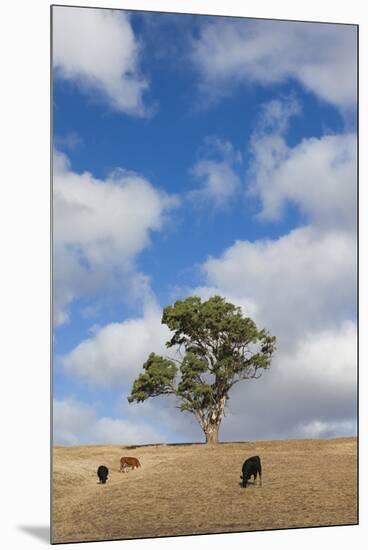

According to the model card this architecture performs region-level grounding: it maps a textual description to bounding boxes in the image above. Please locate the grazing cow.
[97,465,109,484]
[240,456,262,488]
[119,456,141,473]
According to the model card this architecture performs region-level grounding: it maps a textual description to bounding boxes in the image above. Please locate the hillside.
[52,437,357,544]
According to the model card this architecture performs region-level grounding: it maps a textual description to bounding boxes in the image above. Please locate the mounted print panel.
[51,4,358,544]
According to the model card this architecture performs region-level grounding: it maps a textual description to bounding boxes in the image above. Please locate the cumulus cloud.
[53,150,177,325]
[248,126,357,232]
[191,160,241,206]
[298,419,356,439]
[62,302,173,387]
[219,321,357,441]
[190,138,242,206]
[53,6,149,115]
[254,95,302,136]
[279,321,357,392]
[54,152,173,263]
[119,395,204,442]
[192,18,357,111]
[53,398,165,446]
[185,285,259,320]
[202,226,356,344]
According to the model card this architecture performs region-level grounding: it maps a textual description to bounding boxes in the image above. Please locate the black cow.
[97,465,109,484]
[240,456,262,488]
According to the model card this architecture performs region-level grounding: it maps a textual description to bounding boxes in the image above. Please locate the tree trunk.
[204,422,220,444]
[203,396,226,444]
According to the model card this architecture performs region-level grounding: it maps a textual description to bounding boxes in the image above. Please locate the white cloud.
[190,138,242,206]
[220,321,357,441]
[53,398,95,446]
[53,150,177,325]
[279,320,357,392]
[191,160,241,206]
[186,285,259,320]
[203,225,356,343]
[298,419,356,439]
[62,303,173,387]
[255,95,302,135]
[249,130,357,232]
[53,398,165,446]
[192,19,357,111]
[119,395,203,442]
[54,152,173,261]
[54,131,82,151]
[53,6,149,115]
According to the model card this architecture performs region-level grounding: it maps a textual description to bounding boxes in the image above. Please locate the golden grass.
[52,437,357,543]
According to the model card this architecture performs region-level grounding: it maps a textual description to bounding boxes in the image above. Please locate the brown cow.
[119,456,141,473]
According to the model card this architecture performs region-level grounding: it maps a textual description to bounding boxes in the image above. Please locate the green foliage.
[127,352,177,403]
[128,295,276,438]
[177,352,213,412]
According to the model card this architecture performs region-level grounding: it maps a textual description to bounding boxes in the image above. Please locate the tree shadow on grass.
[124,441,250,450]
[123,442,201,450]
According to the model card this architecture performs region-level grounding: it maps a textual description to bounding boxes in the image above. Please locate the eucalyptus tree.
[128,295,276,444]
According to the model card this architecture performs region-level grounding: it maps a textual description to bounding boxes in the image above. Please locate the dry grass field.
[52,437,357,544]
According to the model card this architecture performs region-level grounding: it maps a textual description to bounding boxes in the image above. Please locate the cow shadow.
[238,480,261,488]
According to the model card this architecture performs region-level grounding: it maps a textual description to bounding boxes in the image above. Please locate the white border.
[2,1,366,549]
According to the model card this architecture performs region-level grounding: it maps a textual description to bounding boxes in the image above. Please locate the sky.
[52,5,357,446]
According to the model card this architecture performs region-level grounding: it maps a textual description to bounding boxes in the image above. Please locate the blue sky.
[52,6,357,445]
